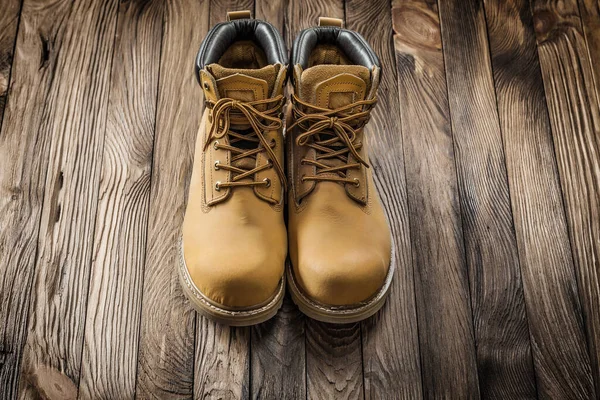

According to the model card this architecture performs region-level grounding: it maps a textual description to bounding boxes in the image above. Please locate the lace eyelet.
[353,178,360,187]
[214,161,220,170]
[301,174,306,183]
[267,159,273,167]
[263,178,271,188]
[269,138,276,147]
[203,82,210,90]
[213,141,219,150]
[215,181,221,191]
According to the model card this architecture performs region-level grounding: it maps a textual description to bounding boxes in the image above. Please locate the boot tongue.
[207,63,279,101]
[207,64,280,172]
[298,65,371,109]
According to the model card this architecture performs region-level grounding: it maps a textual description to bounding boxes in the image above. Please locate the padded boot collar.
[290,26,380,77]
[195,19,288,82]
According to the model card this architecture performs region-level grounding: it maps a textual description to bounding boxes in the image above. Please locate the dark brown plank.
[78,0,163,398]
[578,0,600,102]
[485,0,596,397]
[391,1,480,398]
[0,0,80,396]
[306,320,364,399]
[530,0,600,393]
[0,0,21,128]
[135,0,208,397]
[9,0,119,398]
[250,3,306,399]
[285,1,365,399]
[345,0,423,398]
[436,0,537,397]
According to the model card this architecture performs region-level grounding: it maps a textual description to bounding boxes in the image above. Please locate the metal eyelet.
[213,141,219,150]
[214,161,220,170]
[215,181,221,191]
[263,178,271,188]
[353,178,360,187]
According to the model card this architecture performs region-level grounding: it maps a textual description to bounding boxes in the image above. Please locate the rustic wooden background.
[0,0,599,398]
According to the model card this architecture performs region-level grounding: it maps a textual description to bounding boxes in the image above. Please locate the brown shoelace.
[289,93,377,186]
[204,95,287,199]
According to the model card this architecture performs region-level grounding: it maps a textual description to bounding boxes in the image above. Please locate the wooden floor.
[0,0,599,398]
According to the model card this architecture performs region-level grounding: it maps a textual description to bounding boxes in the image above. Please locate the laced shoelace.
[288,93,377,186]
[204,95,287,198]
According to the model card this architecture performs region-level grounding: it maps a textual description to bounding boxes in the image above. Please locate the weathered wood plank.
[306,320,364,400]
[8,0,120,398]
[135,0,208,397]
[250,3,306,399]
[345,0,423,398]
[78,0,163,398]
[578,0,600,102]
[285,1,365,399]
[391,1,480,398]
[485,0,596,397]
[530,0,600,393]
[0,0,75,396]
[436,0,537,397]
[0,0,21,128]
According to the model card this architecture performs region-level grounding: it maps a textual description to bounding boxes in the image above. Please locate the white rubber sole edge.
[178,239,285,326]
[286,247,396,324]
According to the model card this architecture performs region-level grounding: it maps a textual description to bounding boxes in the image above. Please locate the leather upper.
[287,28,392,307]
[183,17,288,309]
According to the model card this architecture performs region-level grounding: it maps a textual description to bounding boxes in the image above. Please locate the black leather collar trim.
[291,26,380,72]
[195,19,288,82]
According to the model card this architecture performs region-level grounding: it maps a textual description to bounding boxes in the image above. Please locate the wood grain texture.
[306,320,364,400]
[345,0,423,398]
[0,0,21,128]
[1,0,120,398]
[436,0,537,397]
[285,1,365,399]
[78,0,163,398]
[392,1,480,398]
[134,0,208,398]
[578,0,600,102]
[250,3,306,399]
[195,319,250,399]
[0,0,75,396]
[531,0,600,393]
[485,0,596,397]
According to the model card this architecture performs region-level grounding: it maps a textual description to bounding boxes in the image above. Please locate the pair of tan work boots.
[180,11,393,326]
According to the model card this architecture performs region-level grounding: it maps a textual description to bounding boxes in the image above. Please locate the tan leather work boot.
[286,18,393,323]
[180,12,288,326]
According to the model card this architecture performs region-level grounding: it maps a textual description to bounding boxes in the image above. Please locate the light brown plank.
[485,0,596,397]
[285,1,365,399]
[250,3,306,399]
[9,0,119,398]
[78,0,163,398]
[135,0,208,397]
[578,0,600,102]
[436,0,537,397]
[0,0,77,396]
[0,0,21,127]
[531,0,600,393]
[345,0,423,398]
[391,1,480,398]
